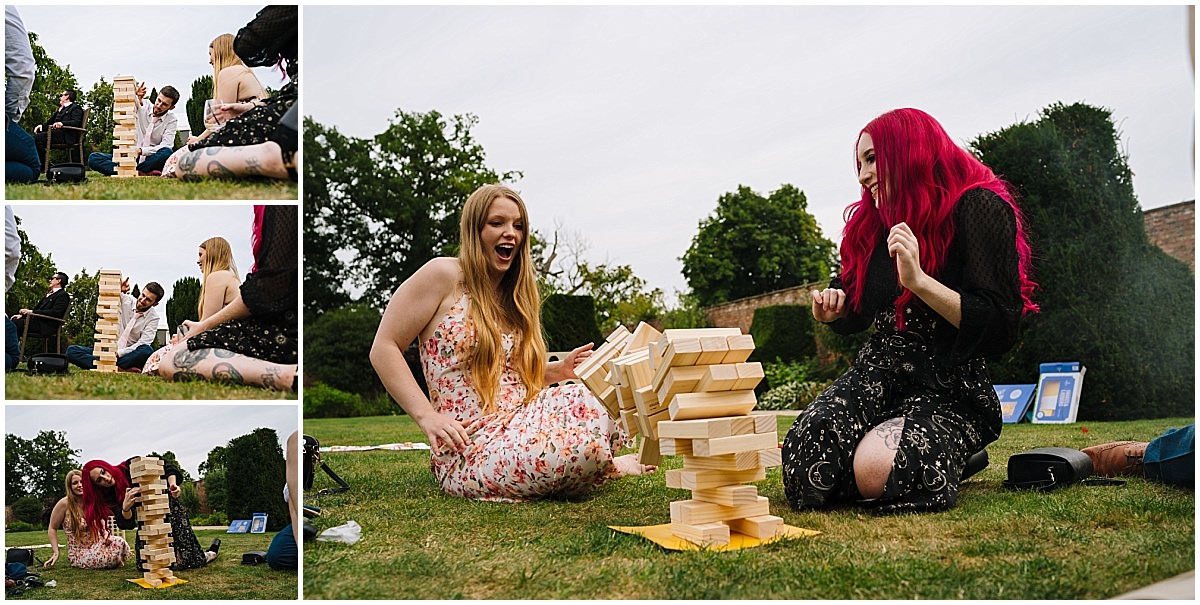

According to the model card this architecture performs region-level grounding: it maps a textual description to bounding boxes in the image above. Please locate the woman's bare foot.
[613,454,657,477]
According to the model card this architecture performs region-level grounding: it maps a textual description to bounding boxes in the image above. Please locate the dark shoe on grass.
[207,538,222,555]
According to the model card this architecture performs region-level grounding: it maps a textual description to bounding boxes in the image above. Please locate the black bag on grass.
[28,354,68,375]
[303,434,349,497]
[1002,447,1125,491]
[46,163,85,184]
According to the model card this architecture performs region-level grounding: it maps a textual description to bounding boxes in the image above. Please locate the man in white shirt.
[86,83,179,176]
[66,279,163,370]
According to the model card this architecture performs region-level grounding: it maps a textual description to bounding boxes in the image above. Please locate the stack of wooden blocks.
[111,76,139,177]
[92,269,122,372]
[576,323,785,547]
[129,456,178,587]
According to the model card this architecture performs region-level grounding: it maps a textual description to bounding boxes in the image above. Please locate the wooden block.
[597,384,619,418]
[659,438,693,456]
[613,350,653,390]
[657,417,733,440]
[140,522,172,535]
[615,384,636,411]
[632,385,664,418]
[637,436,661,467]
[670,521,730,547]
[690,484,759,506]
[691,431,779,457]
[619,408,640,437]
[668,390,758,421]
[757,446,782,468]
[722,334,756,363]
[750,411,778,434]
[643,409,670,440]
[670,496,770,525]
[695,363,740,392]
[729,416,758,435]
[695,336,730,365]
[626,321,662,351]
[650,340,702,391]
[662,328,742,341]
[731,362,765,391]
[728,514,786,540]
[665,466,767,490]
[654,365,708,404]
[681,451,762,472]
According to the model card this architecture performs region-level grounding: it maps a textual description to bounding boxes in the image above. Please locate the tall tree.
[166,276,201,335]
[186,75,213,139]
[681,184,836,308]
[199,445,229,516]
[224,428,289,532]
[4,431,80,504]
[81,77,114,157]
[303,110,521,315]
[5,217,57,317]
[973,102,1194,420]
[148,450,192,483]
[63,269,100,348]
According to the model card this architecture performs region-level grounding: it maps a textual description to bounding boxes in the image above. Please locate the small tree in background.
[63,269,99,348]
[166,276,200,335]
[224,428,289,532]
[304,303,385,397]
[186,75,213,139]
[81,77,113,156]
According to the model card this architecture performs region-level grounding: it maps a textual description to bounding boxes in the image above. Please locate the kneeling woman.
[371,184,654,502]
[82,458,220,570]
[46,469,132,569]
[781,108,1038,514]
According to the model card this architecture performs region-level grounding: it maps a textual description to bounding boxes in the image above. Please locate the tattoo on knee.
[213,348,236,358]
[172,347,210,369]
[172,369,202,383]
[875,417,905,451]
[212,362,244,385]
[206,160,235,179]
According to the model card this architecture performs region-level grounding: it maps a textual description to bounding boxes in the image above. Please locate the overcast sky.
[8,204,261,329]
[305,5,1196,304]
[12,4,288,135]
[4,403,297,478]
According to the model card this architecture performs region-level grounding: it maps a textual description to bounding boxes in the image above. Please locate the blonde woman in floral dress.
[45,470,131,569]
[371,184,655,502]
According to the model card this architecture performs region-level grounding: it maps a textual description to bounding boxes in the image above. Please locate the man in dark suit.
[32,89,85,171]
[11,271,71,337]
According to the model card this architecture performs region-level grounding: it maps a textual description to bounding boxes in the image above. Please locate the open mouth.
[496,244,515,261]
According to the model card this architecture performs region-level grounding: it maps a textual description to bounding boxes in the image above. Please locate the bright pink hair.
[251,205,266,272]
[840,108,1038,329]
[81,459,130,536]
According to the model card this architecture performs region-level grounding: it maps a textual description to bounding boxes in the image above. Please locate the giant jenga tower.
[91,269,122,372]
[577,323,785,547]
[129,456,178,587]
[111,76,139,177]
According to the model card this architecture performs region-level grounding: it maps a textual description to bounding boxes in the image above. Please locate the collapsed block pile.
[91,269,122,372]
[576,323,784,547]
[129,456,178,587]
[111,76,139,177]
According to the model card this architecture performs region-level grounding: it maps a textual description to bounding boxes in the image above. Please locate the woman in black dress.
[780,108,1038,513]
[81,458,219,570]
[152,205,297,391]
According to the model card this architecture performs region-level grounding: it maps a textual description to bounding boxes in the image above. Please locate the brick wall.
[1143,200,1194,272]
[704,199,1195,328]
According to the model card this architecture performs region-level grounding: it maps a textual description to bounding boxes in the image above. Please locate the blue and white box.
[994,384,1037,423]
[1032,362,1086,424]
[250,513,268,534]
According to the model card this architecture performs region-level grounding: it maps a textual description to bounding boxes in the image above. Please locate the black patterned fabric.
[781,188,1023,513]
[188,206,297,364]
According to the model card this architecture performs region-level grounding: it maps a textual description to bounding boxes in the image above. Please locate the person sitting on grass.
[370,183,655,503]
[148,205,297,392]
[66,278,162,372]
[82,458,219,571]
[86,83,178,176]
[265,430,300,571]
[46,469,132,569]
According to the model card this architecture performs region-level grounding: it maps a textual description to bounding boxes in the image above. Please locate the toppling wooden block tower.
[111,76,139,177]
[576,323,785,547]
[91,269,122,372]
[129,456,178,587]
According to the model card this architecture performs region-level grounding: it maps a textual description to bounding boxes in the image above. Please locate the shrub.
[11,495,41,525]
[757,380,830,411]
[748,304,815,364]
[7,520,40,532]
[224,428,289,533]
[762,359,818,392]
[304,303,385,396]
[813,320,871,380]
[189,511,229,527]
[304,382,365,419]
[165,276,200,335]
[542,294,602,351]
[973,102,1194,420]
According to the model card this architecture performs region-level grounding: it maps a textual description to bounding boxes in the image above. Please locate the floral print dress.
[420,293,628,502]
[65,526,131,569]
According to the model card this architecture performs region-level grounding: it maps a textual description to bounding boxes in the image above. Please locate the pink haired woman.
[781,108,1038,513]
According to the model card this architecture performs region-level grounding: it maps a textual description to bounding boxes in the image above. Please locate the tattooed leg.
[173,141,288,180]
[154,346,296,391]
[853,417,907,499]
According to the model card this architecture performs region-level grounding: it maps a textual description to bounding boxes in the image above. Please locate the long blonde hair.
[197,236,239,317]
[459,184,546,414]
[210,33,243,96]
[63,469,98,544]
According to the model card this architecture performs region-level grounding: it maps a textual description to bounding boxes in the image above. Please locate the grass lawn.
[303,414,1194,600]
[5,176,295,200]
[5,366,296,400]
[3,528,297,600]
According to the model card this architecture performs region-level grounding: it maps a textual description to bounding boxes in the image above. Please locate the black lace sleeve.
[939,188,1024,362]
[826,274,872,334]
[241,206,297,323]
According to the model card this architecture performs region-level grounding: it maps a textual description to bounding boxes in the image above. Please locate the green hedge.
[748,304,814,365]
[542,294,603,351]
